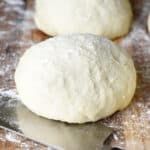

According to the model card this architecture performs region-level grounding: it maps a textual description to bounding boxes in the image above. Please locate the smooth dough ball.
[15,34,136,123]
[35,0,133,39]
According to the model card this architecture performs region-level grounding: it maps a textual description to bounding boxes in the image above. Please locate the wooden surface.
[0,126,48,150]
[0,0,150,149]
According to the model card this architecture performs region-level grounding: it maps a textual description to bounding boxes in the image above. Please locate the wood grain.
[0,0,149,149]
[0,126,49,150]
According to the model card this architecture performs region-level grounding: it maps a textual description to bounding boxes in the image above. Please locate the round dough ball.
[35,0,133,39]
[15,34,136,123]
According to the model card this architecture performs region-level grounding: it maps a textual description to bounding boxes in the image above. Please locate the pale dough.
[15,34,136,123]
[35,0,132,39]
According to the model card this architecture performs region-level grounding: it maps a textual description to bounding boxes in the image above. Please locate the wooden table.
[0,126,48,149]
[0,0,149,149]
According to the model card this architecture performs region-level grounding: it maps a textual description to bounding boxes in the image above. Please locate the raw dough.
[35,0,132,39]
[15,34,136,123]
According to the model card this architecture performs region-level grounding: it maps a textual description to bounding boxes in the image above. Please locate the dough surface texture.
[15,34,136,123]
[35,0,132,39]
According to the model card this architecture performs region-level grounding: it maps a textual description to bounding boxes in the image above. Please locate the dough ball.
[148,14,150,32]
[35,0,132,39]
[15,34,136,123]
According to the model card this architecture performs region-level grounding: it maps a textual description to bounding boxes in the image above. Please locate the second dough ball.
[35,0,132,39]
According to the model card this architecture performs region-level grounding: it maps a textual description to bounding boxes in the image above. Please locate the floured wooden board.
[0,0,150,149]
[0,126,49,150]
